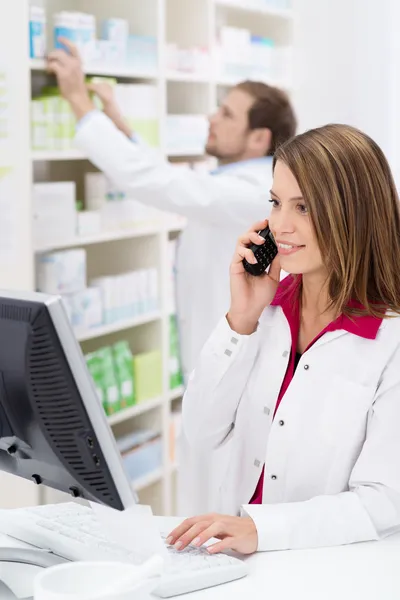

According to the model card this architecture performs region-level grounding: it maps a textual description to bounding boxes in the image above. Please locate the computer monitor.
[0,289,137,510]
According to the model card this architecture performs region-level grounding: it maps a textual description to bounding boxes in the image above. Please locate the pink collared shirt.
[250,275,383,504]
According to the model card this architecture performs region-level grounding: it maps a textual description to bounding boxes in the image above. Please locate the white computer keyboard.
[0,503,247,597]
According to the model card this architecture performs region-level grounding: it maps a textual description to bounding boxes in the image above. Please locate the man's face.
[205,88,256,162]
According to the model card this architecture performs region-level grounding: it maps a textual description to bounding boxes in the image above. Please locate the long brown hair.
[273,123,400,318]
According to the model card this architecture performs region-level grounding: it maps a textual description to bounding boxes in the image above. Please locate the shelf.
[214,0,294,19]
[132,468,163,492]
[32,149,88,162]
[166,71,211,83]
[30,58,159,80]
[35,224,165,253]
[168,386,185,401]
[35,222,186,254]
[166,148,205,157]
[108,396,164,426]
[33,148,206,161]
[75,311,162,342]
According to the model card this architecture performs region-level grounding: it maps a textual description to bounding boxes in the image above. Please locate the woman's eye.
[268,198,279,208]
[298,204,308,215]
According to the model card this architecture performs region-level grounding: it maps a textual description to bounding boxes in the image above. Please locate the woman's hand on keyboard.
[165,514,258,555]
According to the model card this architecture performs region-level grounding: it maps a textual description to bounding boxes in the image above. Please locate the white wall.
[293,0,357,132]
[293,0,400,185]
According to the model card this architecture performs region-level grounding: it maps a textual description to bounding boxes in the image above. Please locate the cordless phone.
[242,226,278,276]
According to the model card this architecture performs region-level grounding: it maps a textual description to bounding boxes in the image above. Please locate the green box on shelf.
[97,346,121,416]
[132,350,162,403]
[85,351,107,414]
[113,340,136,410]
[169,314,183,390]
[126,118,159,148]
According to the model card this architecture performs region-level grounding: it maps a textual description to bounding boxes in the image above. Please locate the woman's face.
[268,160,324,276]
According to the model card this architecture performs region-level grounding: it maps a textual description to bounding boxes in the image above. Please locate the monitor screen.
[0,290,136,510]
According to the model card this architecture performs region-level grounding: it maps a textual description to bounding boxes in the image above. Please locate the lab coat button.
[271,474,278,480]
[279,420,285,426]
[304,364,309,370]
[224,349,232,357]
[231,337,239,345]
[282,350,289,357]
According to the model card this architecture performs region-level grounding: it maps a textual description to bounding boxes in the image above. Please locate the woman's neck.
[297,272,338,354]
[300,272,333,318]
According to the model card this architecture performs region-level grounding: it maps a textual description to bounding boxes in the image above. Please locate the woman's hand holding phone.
[227,219,281,335]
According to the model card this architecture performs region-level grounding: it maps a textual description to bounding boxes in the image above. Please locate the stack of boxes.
[165,44,211,75]
[216,26,292,84]
[32,176,167,250]
[36,248,159,331]
[85,342,163,417]
[31,80,159,152]
[31,88,76,152]
[33,182,77,248]
[29,8,158,72]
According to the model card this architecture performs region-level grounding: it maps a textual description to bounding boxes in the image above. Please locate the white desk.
[0,518,400,600]
[160,518,400,600]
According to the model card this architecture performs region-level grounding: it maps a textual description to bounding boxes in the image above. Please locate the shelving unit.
[74,311,162,342]
[32,149,88,161]
[0,0,294,514]
[108,396,164,427]
[30,58,159,80]
[214,0,294,20]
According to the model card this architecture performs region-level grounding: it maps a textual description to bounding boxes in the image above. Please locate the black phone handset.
[242,226,278,276]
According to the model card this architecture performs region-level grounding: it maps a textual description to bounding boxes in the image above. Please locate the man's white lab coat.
[75,112,273,514]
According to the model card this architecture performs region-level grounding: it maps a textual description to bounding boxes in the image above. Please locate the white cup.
[33,561,159,600]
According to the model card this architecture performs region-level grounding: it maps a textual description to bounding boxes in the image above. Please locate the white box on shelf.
[77,12,96,64]
[120,273,133,319]
[33,182,77,248]
[91,276,116,324]
[128,271,139,316]
[29,5,46,59]
[63,287,103,330]
[136,269,147,315]
[127,35,158,73]
[147,269,159,312]
[36,249,86,295]
[101,18,129,65]
[167,240,178,315]
[84,172,109,211]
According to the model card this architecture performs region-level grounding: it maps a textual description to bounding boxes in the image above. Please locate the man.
[48,40,297,514]
[48,40,297,378]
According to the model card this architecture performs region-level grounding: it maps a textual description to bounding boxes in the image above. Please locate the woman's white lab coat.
[75,112,273,515]
[182,307,400,550]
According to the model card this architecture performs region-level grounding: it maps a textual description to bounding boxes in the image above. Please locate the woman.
[166,124,400,555]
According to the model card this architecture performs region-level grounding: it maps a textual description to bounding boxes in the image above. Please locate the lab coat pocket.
[318,375,376,446]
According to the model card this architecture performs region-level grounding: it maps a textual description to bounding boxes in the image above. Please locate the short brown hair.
[274,123,400,319]
[236,81,297,156]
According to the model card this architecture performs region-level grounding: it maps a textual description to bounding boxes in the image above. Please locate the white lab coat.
[182,307,400,551]
[75,112,273,515]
